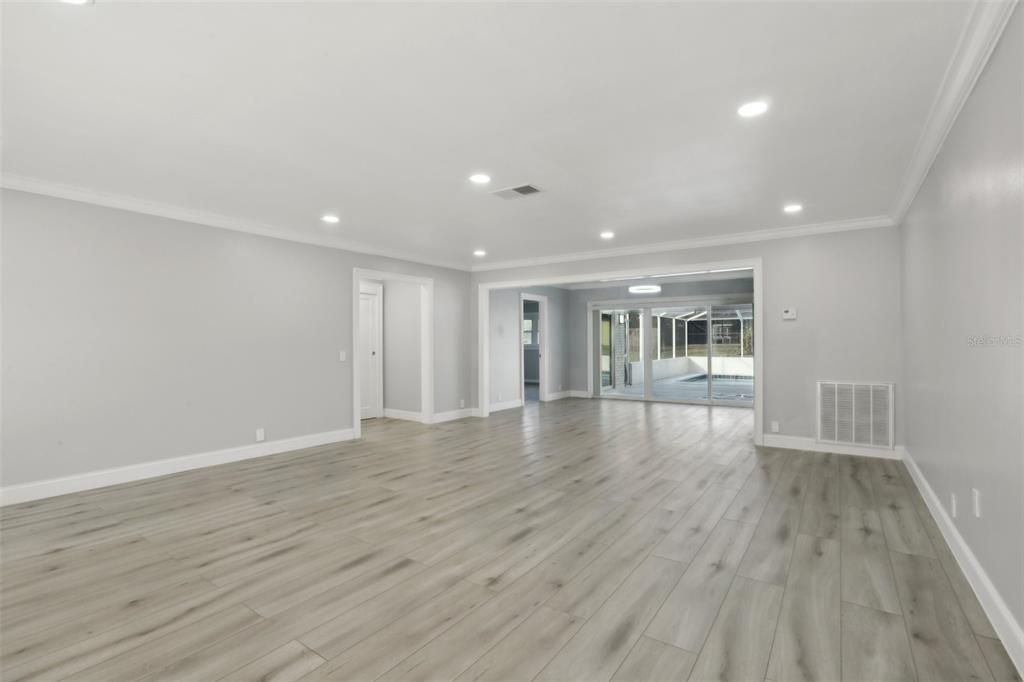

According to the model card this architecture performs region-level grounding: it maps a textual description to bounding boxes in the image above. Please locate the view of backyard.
[600,303,754,403]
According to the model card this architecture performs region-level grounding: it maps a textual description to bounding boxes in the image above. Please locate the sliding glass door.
[709,304,754,402]
[595,301,753,406]
[598,309,644,398]
[651,306,708,402]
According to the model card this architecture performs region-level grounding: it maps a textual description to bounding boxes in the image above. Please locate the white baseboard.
[383,408,427,423]
[903,449,1024,677]
[542,391,570,401]
[0,428,355,506]
[761,434,905,460]
[567,390,592,399]
[429,408,478,423]
[490,399,524,413]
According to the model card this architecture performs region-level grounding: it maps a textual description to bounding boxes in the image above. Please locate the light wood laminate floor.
[1,399,1018,681]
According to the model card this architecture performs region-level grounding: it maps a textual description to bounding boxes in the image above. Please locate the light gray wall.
[474,226,904,442]
[383,280,421,413]
[1,190,472,486]
[565,278,755,393]
[900,6,1023,632]
[489,285,570,404]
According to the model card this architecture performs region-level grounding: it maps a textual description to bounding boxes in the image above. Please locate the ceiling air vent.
[817,381,893,448]
[492,184,541,200]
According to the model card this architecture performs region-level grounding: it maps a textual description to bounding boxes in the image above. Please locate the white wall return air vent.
[817,381,893,449]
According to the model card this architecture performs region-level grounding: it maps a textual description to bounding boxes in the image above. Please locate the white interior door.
[359,287,382,419]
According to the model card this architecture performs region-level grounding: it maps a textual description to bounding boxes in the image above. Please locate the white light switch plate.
[339,350,347,362]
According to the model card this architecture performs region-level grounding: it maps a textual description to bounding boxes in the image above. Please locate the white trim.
[490,399,524,413]
[889,0,1019,220]
[543,391,571,401]
[429,408,479,423]
[762,434,905,461]
[567,390,592,399]
[903,449,1024,677]
[352,269,435,441]
[3,177,898,276]
[478,257,763,444]
[520,292,550,403]
[383,408,427,423]
[1,176,468,272]
[471,216,892,272]
[0,429,355,506]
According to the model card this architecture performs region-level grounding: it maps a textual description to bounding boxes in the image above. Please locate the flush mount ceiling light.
[320,214,340,224]
[468,173,491,185]
[737,100,769,118]
[473,249,487,257]
[783,203,803,214]
[628,284,662,294]
[599,231,615,240]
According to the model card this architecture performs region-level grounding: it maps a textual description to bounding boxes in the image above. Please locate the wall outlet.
[972,488,981,517]
[339,350,346,362]
[255,428,265,443]
[498,392,503,401]
[559,384,563,391]
[459,399,465,409]
[782,308,798,320]
[950,493,958,518]
[770,420,780,433]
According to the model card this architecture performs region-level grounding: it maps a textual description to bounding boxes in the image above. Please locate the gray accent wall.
[900,6,1023,632]
[1,190,472,486]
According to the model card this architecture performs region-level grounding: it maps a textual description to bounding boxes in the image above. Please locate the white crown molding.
[5,172,897,277]
[890,0,1019,221]
[0,174,472,273]
[470,215,895,272]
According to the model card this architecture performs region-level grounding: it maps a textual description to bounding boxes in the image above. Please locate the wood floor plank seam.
[2,401,1012,682]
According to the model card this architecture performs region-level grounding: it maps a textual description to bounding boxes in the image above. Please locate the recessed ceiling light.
[599,231,615,240]
[469,174,491,185]
[320,214,340,224]
[628,284,662,294]
[783,203,803,214]
[473,249,487,257]
[737,100,769,118]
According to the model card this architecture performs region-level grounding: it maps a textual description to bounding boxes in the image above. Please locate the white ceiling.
[2,1,979,270]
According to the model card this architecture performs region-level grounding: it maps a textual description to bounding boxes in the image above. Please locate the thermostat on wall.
[782,308,798,320]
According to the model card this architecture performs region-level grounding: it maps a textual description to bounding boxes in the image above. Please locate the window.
[522,318,536,346]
